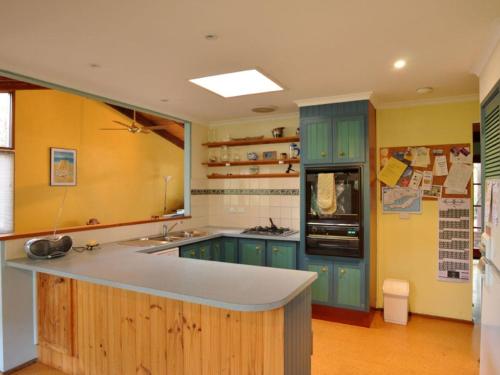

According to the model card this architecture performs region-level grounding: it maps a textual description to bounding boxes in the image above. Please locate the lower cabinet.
[180,244,199,259]
[37,273,76,356]
[180,241,212,260]
[334,262,364,309]
[306,260,332,304]
[267,241,297,269]
[198,241,212,260]
[238,239,266,266]
[211,239,223,261]
[222,237,238,263]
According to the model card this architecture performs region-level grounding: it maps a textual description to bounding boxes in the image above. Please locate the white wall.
[206,115,301,229]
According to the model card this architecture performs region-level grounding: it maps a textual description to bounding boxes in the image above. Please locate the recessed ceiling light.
[205,34,218,41]
[160,98,169,102]
[252,105,278,113]
[189,69,283,98]
[393,59,406,69]
[416,87,433,95]
[89,63,101,68]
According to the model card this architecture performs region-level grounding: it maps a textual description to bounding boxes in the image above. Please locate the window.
[0,93,13,148]
[0,92,13,233]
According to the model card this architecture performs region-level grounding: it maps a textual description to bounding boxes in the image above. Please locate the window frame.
[0,90,14,152]
[0,90,15,234]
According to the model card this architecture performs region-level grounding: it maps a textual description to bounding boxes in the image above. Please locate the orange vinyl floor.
[11,312,479,375]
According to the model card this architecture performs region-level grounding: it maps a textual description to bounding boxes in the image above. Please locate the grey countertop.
[6,227,314,312]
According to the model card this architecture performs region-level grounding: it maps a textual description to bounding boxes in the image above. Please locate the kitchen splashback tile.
[190,188,299,196]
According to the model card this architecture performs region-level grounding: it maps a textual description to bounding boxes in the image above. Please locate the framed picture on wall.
[50,148,77,186]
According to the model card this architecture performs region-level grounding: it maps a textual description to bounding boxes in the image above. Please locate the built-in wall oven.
[305,166,363,258]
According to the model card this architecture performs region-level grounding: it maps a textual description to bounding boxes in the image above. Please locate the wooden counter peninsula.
[7,239,316,375]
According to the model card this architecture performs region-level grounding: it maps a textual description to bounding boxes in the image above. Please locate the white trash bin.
[383,279,410,325]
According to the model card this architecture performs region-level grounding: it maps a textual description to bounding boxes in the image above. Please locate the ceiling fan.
[100,110,173,134]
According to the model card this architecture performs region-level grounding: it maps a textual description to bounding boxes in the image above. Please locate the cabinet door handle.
[190,250,196,257]
[321,266,328,273]
[272,247,279,253]
[320,151,327,157]
[340,268,346,276]
[339,151,346,157]
[201,249,205,255]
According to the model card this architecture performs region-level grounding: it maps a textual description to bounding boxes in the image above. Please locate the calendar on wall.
[438,198,471,282]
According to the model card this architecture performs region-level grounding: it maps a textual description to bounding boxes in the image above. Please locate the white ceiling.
[1,0,499,123]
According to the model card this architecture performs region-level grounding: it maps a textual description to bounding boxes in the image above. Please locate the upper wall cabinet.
[333,116,365,163]
[300,101,368,166]
[301,117,334,165]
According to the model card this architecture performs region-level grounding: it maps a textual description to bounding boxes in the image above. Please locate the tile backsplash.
[191,115,301,230]
[194,177,300,230]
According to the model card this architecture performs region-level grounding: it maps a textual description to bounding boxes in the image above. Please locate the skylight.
[189,69,283,98]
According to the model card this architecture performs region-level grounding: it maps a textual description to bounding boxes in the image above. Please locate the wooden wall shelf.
[207,173,300,179]
[202,136,300,148]
[203,159,300,167]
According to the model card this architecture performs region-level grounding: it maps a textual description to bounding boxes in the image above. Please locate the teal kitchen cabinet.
[333,116,365,163]
[222,237,238,263]
[198,241,212,260]
[180,244,199,259]
[211,239,223,261]
[306,260,333,304]
[267,241,297,269]
[238,239,266,266]
[180,241,211,260]
[334,262,363,309]
[301,117,333,165]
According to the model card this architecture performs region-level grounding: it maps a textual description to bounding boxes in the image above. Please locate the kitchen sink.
[119,230,209,247]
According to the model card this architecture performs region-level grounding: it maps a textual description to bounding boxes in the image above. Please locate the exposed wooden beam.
[0,76,48,91]
[107,104,184,149]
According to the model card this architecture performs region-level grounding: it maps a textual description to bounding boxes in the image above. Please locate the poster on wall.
[382,187,422,214]
[50,148,77,186]
[437,198,470,282]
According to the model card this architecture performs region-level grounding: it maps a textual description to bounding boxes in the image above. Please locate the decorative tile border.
[191,189,299,196]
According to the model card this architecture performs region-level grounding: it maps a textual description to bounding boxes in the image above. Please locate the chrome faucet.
[162,222,179,237]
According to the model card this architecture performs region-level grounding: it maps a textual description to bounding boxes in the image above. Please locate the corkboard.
[379,143,472,200]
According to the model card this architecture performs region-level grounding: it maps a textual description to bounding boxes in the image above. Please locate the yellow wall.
[14,90,184,233]
[376,100,480,321]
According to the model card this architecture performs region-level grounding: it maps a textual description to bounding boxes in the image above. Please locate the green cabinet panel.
[301,117,333,165]
[238,239,266,266]
[222,238,238,263]
[307,262,332,304]
[198,241,212,260]
[334,263,362,309]
[267,241,296,269]
[211,239,223,261]
[180,245,198,259]
[333,116,365,163]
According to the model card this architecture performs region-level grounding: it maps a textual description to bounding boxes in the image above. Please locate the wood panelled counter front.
[37,273,312,375]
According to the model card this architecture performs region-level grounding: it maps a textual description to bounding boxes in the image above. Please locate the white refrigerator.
[480,179,500,375]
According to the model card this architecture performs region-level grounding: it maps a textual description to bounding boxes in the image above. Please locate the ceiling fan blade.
[112,120,132,128]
